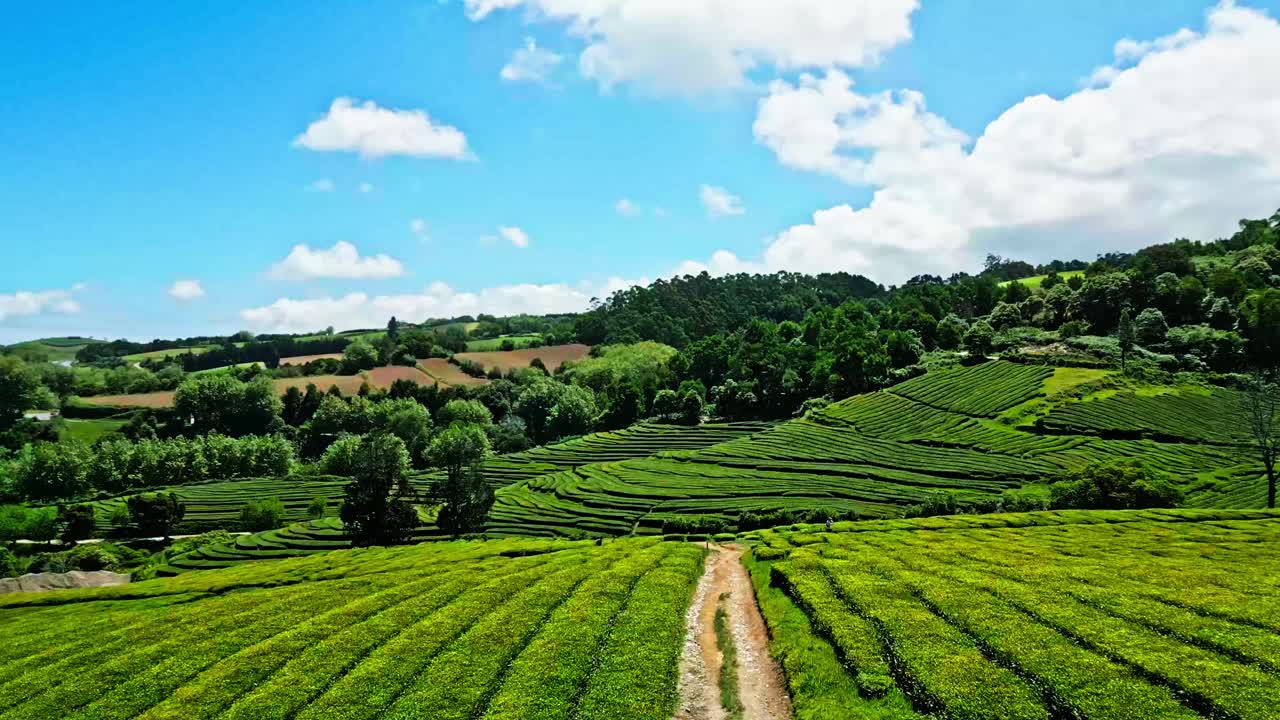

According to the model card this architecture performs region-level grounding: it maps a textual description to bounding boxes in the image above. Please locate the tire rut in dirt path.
[674,544,793,720]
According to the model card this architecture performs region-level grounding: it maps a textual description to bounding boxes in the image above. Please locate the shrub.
[239,497,286,532]
[936,314,969,350]
[58,504,96,542]
[963,320,995,359]
[1133,308,1169,346]
[1049,461,1183,510]
[307,495,328,520]
[1058,319,1090,339]
[0,545,23,577]
[126,492,186,538]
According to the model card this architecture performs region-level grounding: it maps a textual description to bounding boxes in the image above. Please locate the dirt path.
[674,544,793,720]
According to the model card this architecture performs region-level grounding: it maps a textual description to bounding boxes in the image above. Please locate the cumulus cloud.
[168,280,205,301]
[500,37,563,83]
[293,97,471,160]
[700,185,745,219]
[615,198,640,217]
[498,226,530,248]
[465,0,919,94]
[306,178,336,192]
[269,241,405,281]
[242,281,592,334]
[695,0,1280,284]
[0,287,83,322]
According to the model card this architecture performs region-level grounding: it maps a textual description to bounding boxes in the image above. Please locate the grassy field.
[488,361,1266,536]
[748,508,1280,720]
[3,336,105,362]
[464,334,542,351]
[417,358,489,387]
[0,537,702,720]
[456,343,591,372]
[77,367,438,408]
[278,353,343,366]
[998,270,1084,289]
[121,346,213,362]
[189,361,265,376]
[60,418,128,443]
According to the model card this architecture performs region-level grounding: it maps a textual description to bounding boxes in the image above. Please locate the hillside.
[747,509,1280,720]
[487,361,1265,536]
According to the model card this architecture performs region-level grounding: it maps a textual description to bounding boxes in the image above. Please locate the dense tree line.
[4,434,294,502]
[574,271,885,348]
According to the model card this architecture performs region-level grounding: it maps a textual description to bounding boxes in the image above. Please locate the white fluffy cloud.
[306,178,336,192]
[465,0,919,93]
[700,185,745,219]
[615,198,640,217]
[168,280,205,301]
[269,241,406,281]
[698,0,1280,283]
[242,281,593,334]
[0,287,83,322]
[293,98,471,160]
[498,226,531,248]
[501,37,563,83]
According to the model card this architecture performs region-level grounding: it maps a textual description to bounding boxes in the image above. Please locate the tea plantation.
[488,361,1266,535]
[745,509,1280,720]
[0,537,702,720]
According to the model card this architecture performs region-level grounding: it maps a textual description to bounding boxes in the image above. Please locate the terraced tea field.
[0,537,703,720]
[162,421,773,570]
[489,362,1265,536]
[747,508,1280,720]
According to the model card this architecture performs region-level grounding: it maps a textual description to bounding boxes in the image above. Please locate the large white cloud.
[698,0,1280,283]
[465,0,919,94]
[269,241,405,281]
[241,281,604,333]
[293,98,471,160]
[0,287,83,322]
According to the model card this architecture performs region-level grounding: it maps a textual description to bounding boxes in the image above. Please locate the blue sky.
[3,0,1280,342]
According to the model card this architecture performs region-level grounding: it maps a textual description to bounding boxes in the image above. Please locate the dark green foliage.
[339,434,417,546]
[962,320,994,359]
[127,492,187,538]
[173,374,284,437]
[0,355,44,433]
[574,270,884,348]
[0,545,19,577]
[1049,461,1183,510]
[1118,307,1135,372]
[239,496,287,531]
[434,464,494,538]
[680,391,704,426]
[58,504,96,542]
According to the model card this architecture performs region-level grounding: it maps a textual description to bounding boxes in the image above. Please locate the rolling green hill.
[3,336,105,363]
[487,361,1266,536]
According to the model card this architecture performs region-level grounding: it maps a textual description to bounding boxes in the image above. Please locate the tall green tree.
[1243,370,1279,509]
[0,356,44,433]
[126,492,186,539]
[339,434,417,546]
[428,425,493,537]
[1117,307,1135,373]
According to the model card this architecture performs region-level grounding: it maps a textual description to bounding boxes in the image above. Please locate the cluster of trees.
[2,434,294,502]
